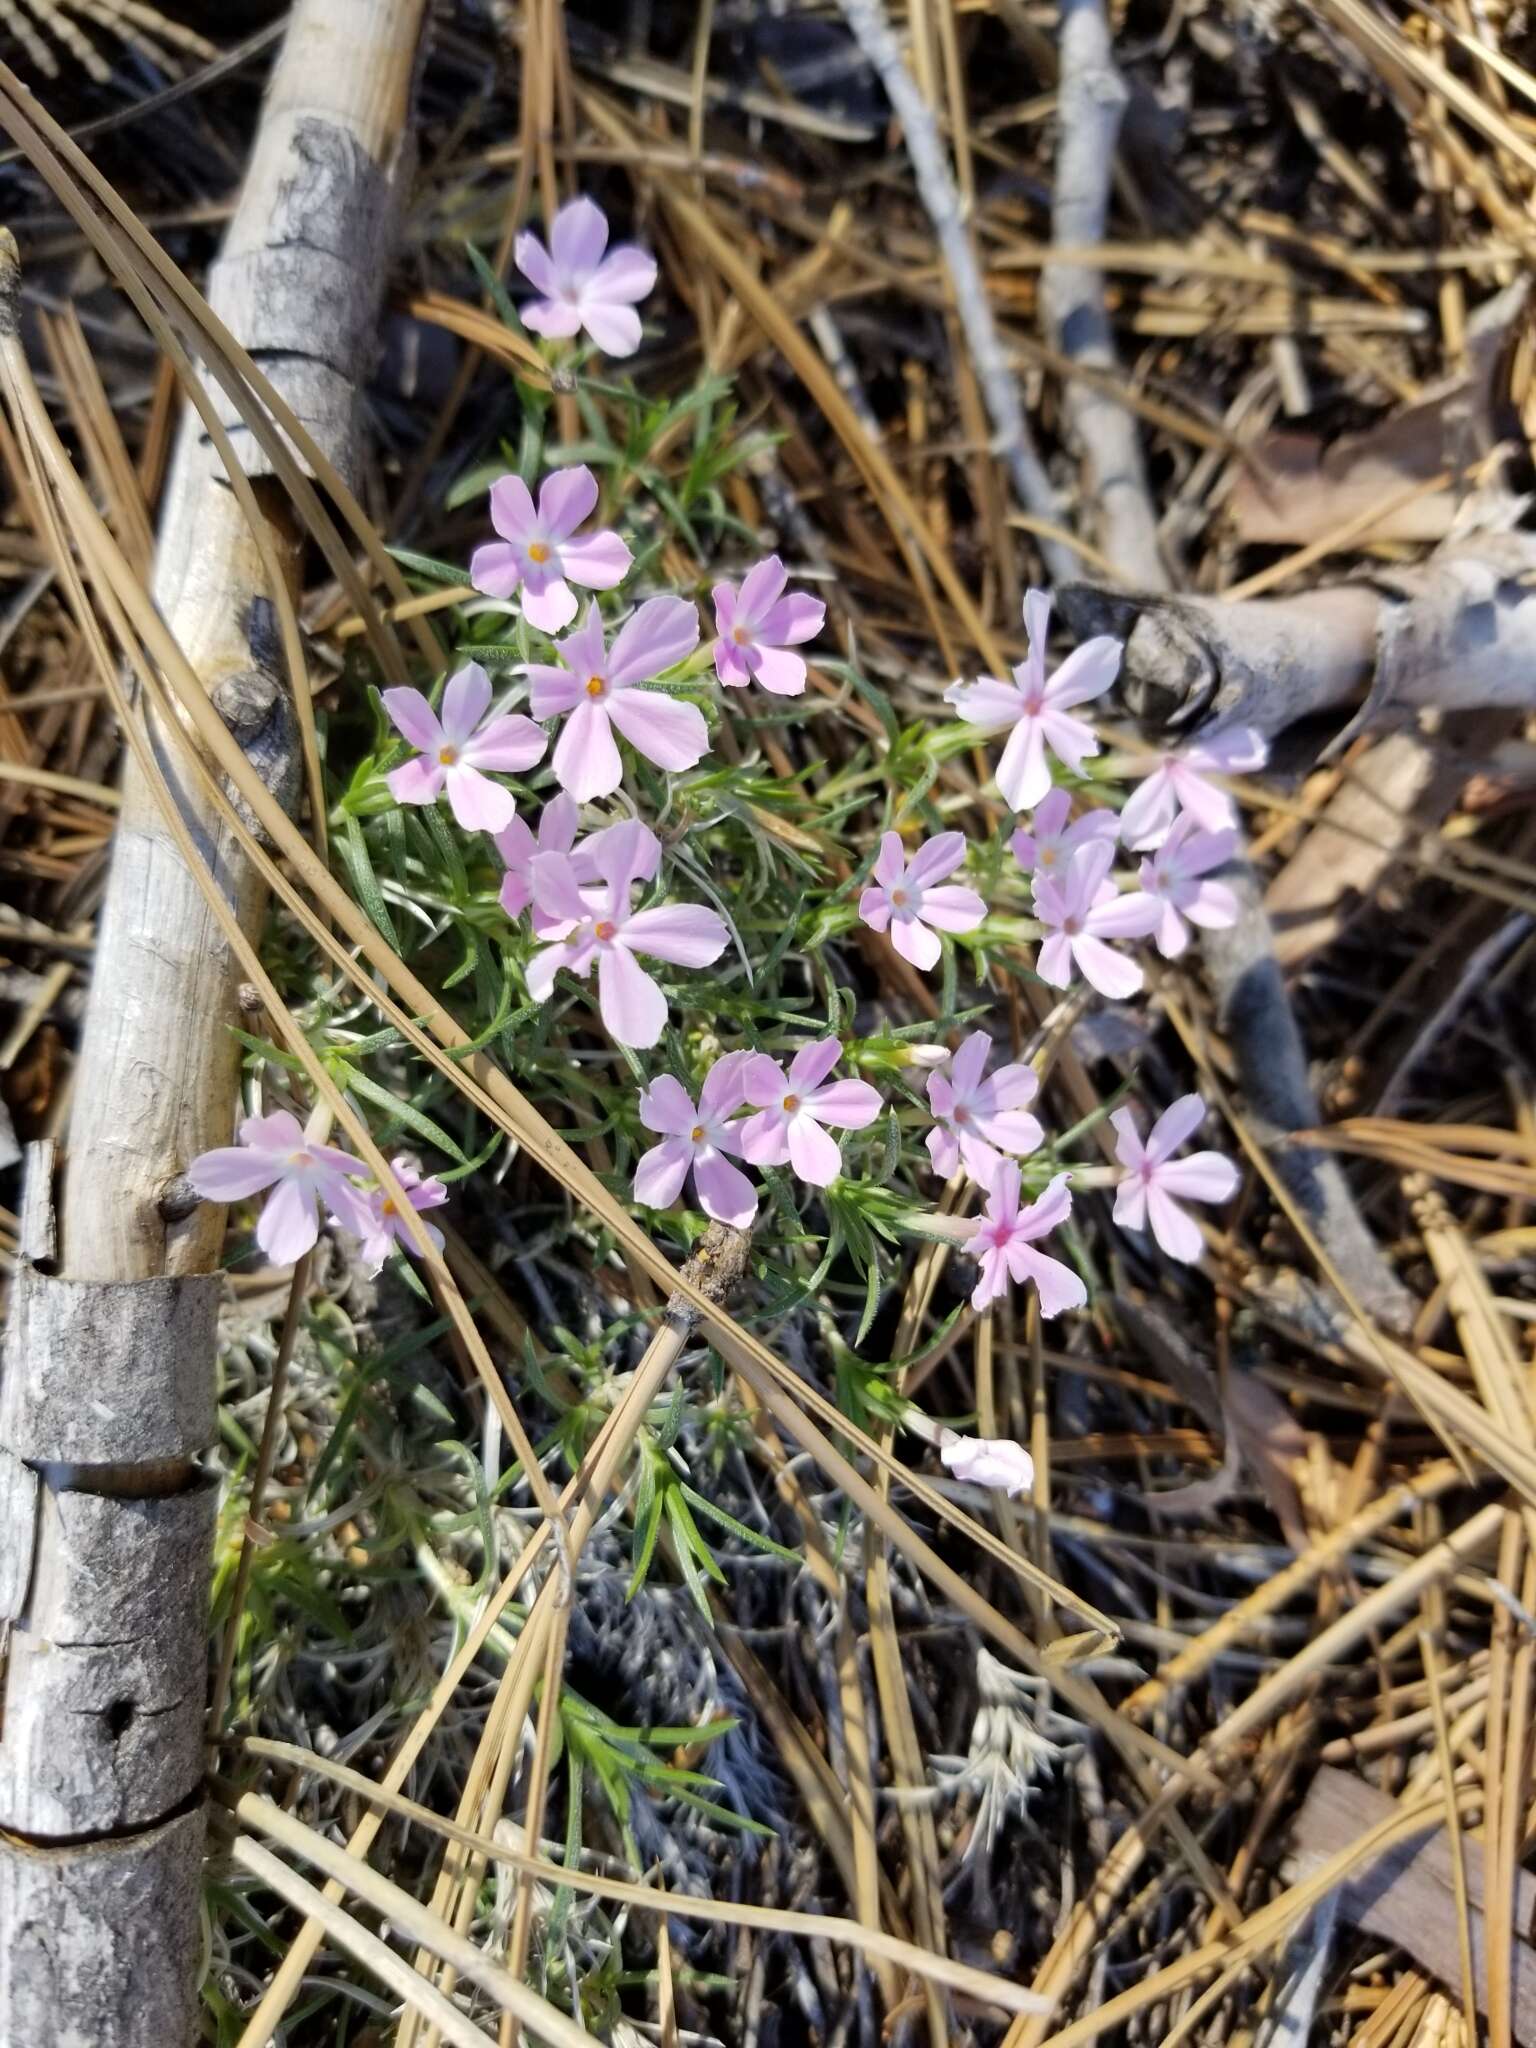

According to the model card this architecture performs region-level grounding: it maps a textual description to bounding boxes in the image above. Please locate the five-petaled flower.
[738,1039,882,1187]
[945,589,1120,813]
[1118,725,1268,851]
[926,1030,1043,1184]
[1034,839,1158,1000]
[188,1110,370,1267]
[1129,816,1239,959]
[358,1156,449,1277]
[940,1432,1035,1496]
[858,831,986,971]
[526,596,706,800]
[514,196,657,357]
[1111,1095,1239,1263]
[384,663,546,834]
[470,466,632,633]
[1011,785,1119,879]
[526,819,727,1048]
[967,1166,1086,1316]
[634,1052,758,1227]
[711,555,825,696]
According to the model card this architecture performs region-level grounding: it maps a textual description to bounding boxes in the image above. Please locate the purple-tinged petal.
[1147,1093,1210,1163]
[440,663,492,745]
[598,945,667,1047]
[527,664,587,719]
[995,716,1050,811]
[786,1038,843,1094]
[552,697,623,800]
[1015,1244,1087,1317]
[188,1145,279,1201]
[488,473,538,544]
[803,1078,882,1129]
[1146,1185,1204,1263]
[1157,1151,1240,1205]
[522,576,579,634]
[1072,934,1143,1000]
[692,1147,757,1227]
[858,887,892,932]
[537,464,599,540]
[591,243,657,304]
[1041,635,1119,711]
[608,595,701,688]
[256,1177,320,1265]
[734,555,788,631]
[699,1049,754,1120]
[1112,1176,1148,1232]
[737,1105,790,1165]
[639,1074,698,1137]
[906,832,966,890]
[1035,706,1101,777]
[787,1114,843,1186]
[522,298,586,339]
[550,195,609,276]
[947,674,1024,731]
[1036,932,1074,988]
[579,300,644,356]
[926,1123,960,1178]
[387,757,445,808]
[443,764,515,834]
[1119,768,1178,850]
[889,915,942,971]
[751,645,807,695]
[513,228,557,297]
[463,714,547,774]
[558,528,633,590]
[918,884,986,934]
[740,1054,788,1110]
[470,540,524,600]
[382,686,444,753]
[604,687,709,772]
[621,904,728,968]
[757,591,825,646]
[634,1134,694,1209]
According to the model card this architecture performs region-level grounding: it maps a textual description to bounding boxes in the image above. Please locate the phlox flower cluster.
[192,197,1262,1487]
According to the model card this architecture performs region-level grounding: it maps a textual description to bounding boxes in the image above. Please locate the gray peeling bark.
[0,5,426,2043]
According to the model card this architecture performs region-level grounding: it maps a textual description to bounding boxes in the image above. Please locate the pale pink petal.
[946,674,1024,730]
[522,577,579,634]
[444,763,515,833]
[639,1075,698,1137]
[440,664,492,745]
[1170,768,1236,834]
[557,529,632,590]
[488,473,538,544]
[1109,1109,1147,1173]
[598,944,667,1047]
[522,298,586,340]
[758,592,824,645]
[737,1106,790,1165]
[1146,1184,1205,1263]
[634,1134,694,1209]
[1157,1151,1241,1205]
[1113,1177,1149,1231]
[995,715,1050,811]
[513,228,557,297]
[550,195,609,276]
[526,664,585,718]
[463,714,547,774]
[188,1146,279,1201]
[740,1054,788,1110]
[1041,636,1119,711]
[713,638,753,688]
[927,1070,956,1117]
[1072,934,1143,1000]
[917,884,986,934]
[926,1124,960,1177]
[1019,1171,1074,1238]
[382,686,444,753]
[621,905,728,968]
[469,540,524,599]
[1119,769,1178,850]
[988,1062,1039,1111]
[907,832,966,889]
[1088,890,1161,941]
[1147,1094,1209,1164]
[953,1127,1003,1184]
[537,465,599,541]
[1036,932,1074,988]
[787,1113,844,1186]
[942,1434,1035,1495]
[590,244,657,304]
[528,850,591,925]
[1015,1244,1087,1317]
[553,697,623,800]
[1035,706,1101,776]
[539,792,582,854]
[804,1078,882,1129]
[387,757,445,807]
[1153,901,1190,957]
[699,1049,754,1120]
[873,832,907,886]
[257,1177,320,1265]
[858,886,892,932]
[1182,880,1239,930]
[890,915,942,971]
[1022,586,1052,657]
[603,688,709,772]
[1190,725,1268,775]
[579,300,644,355]
[735,556,788,629]
[608,595,701,687]
[977,1109,1043,1158]
[786,1038,844,1094]
[1061,838,1115,916]
[751,645,808,695]
[584,817,659,901]
[493,813,535,868]
[971,1244,1009,1312]
[692,1148,758,1227]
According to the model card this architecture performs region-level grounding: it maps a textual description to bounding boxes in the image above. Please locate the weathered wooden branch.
[0,6,426,2043]
[1056,529,1536,738]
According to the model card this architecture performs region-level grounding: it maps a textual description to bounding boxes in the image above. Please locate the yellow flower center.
[594,920,617,941]
[732,625,748,644]
[585,675,605,697]
[527,541,550,564]
[437,746,458,765]
[381,1198,397,1216]
[781,1093,800,1113]
[690,1124,705,1142]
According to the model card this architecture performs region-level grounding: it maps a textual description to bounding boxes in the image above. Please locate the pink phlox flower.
[494,792,658,937]
[857,830,986,971]
[1034,838,1159,1000]
[1130,817,1240,959]
[525,596,706,800]
[513,195,657,357]
[188,1109,370,1267]
[526,818,727,1049]
[1118,725,1269,851]
[966,1165,1086,1317]
[1011,785,1119,880]
[925,1029,1043,1184]
[358,1156,449,1277]
[944,589,1120,812]
[383,663,546,834]
[939,1432,1035,1496]
[711,555,825,696]
[633,1051,758,1227]
[1111,1093,1240,1263]
[470,465,632,634]
[737,1038,883,1187]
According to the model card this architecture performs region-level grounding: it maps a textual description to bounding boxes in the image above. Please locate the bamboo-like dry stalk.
[0,7,426,2042]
